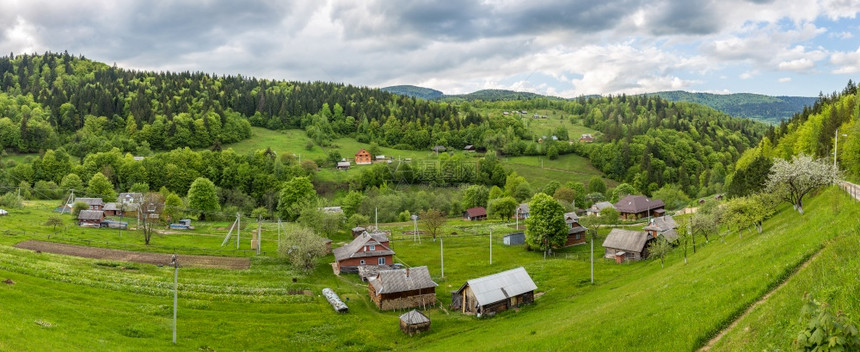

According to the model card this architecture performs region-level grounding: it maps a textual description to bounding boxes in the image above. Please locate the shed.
[503,232,525,246]
[451,267,537,316]
[337,161,351,170]
[602,229,652,262]
[368,266,438,310]
[75,197,105,210]
[463,207,487,221]
[400,310,431,335]
[78,210,105,227]
[432,145,447,153]
[587,201,615,216]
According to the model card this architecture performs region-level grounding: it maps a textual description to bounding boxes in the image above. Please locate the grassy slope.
[2,189,853,350]
[712,202,860,350]
[401,187,858,351]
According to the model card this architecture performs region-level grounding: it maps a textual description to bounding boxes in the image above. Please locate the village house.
[464,145,475,152]
[118,192,143,205]
[75,197,105,210]
[514,203,530,220]
[643,215,679,243]
[613,195,665,220]
[463,207,487,221]
[451,267,537,316]
[579,133,594,143]
[332,231,395,274]
[103,202,138,217]
[603,229,653,263]
[368,266,438,310]
[563,212,588,247]
[432,145,447,153]
[587,201,615,216]
[337,161,351,170]
[355,149,372,165]
[320,206,344,215]
[78,210,105,227]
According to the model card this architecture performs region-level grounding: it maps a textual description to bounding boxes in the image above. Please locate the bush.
[0,192,23,208]
[794,294,860,351]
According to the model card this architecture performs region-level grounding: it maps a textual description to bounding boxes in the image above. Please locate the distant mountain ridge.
[381,85,816,123]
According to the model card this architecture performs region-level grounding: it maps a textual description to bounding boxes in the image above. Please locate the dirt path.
[13,240,250,270]
[698,248,824,351]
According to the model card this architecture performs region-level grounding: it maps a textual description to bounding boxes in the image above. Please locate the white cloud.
[829,31,854,39]
[740,70,758,79]
[1,16,43,54]
[779,77,792,83]
[778,58,815,71]
[830,47,860,74]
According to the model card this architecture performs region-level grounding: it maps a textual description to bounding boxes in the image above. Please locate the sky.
[1,0,859,98]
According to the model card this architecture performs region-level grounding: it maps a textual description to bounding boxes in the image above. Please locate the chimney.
[406,267,410,277]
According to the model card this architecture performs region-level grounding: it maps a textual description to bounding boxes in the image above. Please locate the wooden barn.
[75,197,105,211]
[336,161,351,170]
[332,231,395,274]
[78,210,105,227]
[463,207,487,221]
[368,266,437,310]
[399,310,431,335]
[451,267,537,316]
[614,195,665,220]
[603,229,653,263]
[643,215,679,243]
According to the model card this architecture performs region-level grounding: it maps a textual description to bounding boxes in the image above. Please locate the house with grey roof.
[451,267,537,316]
[332,231,395,274]
[587,201,615,216]
[368,266,437,310]
[603,229,653,263]
[643,215,679,243]
[78,210,105,227]
[514,203,530,220]
[74,197,105,210]
[614,195,665,220]
[563,212,588,247]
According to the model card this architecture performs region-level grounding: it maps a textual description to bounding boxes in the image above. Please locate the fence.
[2,229,266,257]
[839,181,860,201]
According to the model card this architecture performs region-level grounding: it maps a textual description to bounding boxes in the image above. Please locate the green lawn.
[2,187,854,350]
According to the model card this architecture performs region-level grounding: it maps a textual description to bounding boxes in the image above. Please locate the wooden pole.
[256,216,262,255]
[489,228,492,265]
[440,236,444,278]
[171,254,178,344]
[590,231,594,283]
[277,218,282,251]
[237,213,241,250]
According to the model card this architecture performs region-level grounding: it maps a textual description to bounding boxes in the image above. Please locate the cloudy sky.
[1,0,859,97]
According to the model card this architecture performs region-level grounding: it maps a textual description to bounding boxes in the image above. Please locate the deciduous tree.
[277,224,328,273]
[525,193,567,257]
[765,154,839,214]
[419,208,446,242]
[186,177,219,221]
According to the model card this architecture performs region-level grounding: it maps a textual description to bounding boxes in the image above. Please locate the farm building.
[603,229,653,263]
[78,210,105,227]
[358,264,392,282]
[586,201,615,216]
[614,195,665,220]
[451,267,537,316]
[563,212,588,247]
[463,207,487,221]
[514,203,530,220]
[103,202,138,217]
[75,198,105,210]
[400,310,431,335]
[503,232,525,246]
[579,133,594,143]
[464,145,475,152]
[333,231,395,274]
[355,149,372,165]
[351,226,366,237]
[337,161,351,170]
[643,216,679,242]
[368,266,438,310]
[320,206,344,214]
[432,145,447,153]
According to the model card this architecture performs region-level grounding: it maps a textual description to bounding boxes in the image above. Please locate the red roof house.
[463,207,487,221]
[333,232,395,274]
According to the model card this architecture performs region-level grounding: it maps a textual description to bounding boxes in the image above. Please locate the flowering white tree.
[765,155,839,214]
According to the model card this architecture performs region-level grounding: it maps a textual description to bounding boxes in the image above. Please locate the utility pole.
[440,236,444,278]
[489,227,493,265]
[375,207,378,231]
[237,213,241,250]
[256,215,262,255]
[170,254,178,344]
[590,230,594,283]
[277,218,282,251]
[835,128,847,170]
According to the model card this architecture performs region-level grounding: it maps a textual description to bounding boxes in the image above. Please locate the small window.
[378,257,385,265]
[369,245,375,251]
[360,260,365,265]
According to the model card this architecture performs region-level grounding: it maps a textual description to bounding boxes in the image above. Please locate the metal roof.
[370,266,437,294]
[643,216,679,232]
[459,267,537,307]
[400,310,430,325]
[614,195,665,214]
[602,229,650,253]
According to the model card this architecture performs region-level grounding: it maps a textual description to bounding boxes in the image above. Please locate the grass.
[1,188,855,350]
[504,153,616,188]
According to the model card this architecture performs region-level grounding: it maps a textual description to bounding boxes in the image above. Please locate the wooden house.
[351,226,366,238]
[118,192,143,205]
[337,161,351,170]
[563,212,588,246]
[78,210,105,227]
[503,232,525,246]
[103,202,138,217]
[355,149,372,165]
[464,145,476,152]
[643,215,679,243]
[579,133,594,143]
[514,203,530,220]
[368,266,438,310]
[451,267,537,316]
[613,195,665,220]
[586,201,615,216]
[75,197,105,210]
[463,207,487,221]
[432,145,447,153]
[332,231,395,274]
[399,310,431,336]
[603,229,653,263]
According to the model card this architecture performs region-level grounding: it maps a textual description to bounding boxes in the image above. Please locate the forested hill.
[0,52,477,156]
[726,81,859,198]
[379,85,443,100]
[646,91,817,124]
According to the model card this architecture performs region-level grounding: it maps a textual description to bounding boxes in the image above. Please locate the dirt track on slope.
[14,240,250,270]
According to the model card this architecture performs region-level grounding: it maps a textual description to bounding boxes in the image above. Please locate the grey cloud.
[644,1,724,36]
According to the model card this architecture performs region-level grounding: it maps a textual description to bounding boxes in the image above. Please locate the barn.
[451,267,537,316]
[368,266,437,310]
[399,310,431,335]
[78,210,105,227]
[463,207,487,221]
[603,229,653,263]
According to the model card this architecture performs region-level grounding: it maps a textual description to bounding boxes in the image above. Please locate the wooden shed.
[399,310,430,335]
[602,229,653,262]
[463,207,487,221]
[451,267,537,316]
[503,232,525,246]
[368,266,437,310]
